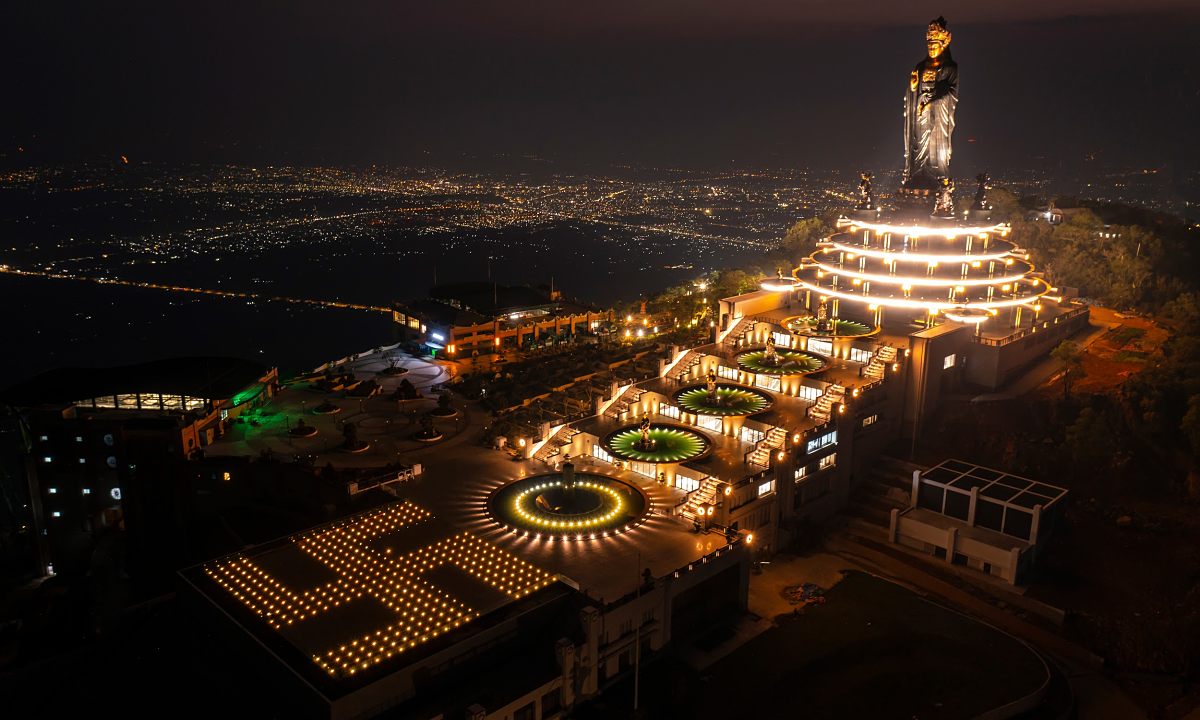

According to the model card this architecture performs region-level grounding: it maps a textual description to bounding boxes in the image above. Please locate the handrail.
[972,304,1088,347]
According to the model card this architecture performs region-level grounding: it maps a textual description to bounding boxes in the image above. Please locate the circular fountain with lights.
[673,372,773,417]
[488,460,650,539]
[602,415,711,464]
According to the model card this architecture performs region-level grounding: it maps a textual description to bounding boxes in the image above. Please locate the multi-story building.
[4,357,278,579]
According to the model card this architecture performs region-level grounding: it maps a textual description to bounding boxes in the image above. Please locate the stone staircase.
[680,476,722,521]
[807,384,845,422]
[533,426,580,462]
[843,465,912,533]
[668,350,702,383]
[604,385,646,420]
[747,426,787,467]
[861,345,898,380]
[720,315,756,350]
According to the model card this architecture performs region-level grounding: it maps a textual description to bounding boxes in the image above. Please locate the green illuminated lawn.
[606,427,709,462]
[675,387,769,416]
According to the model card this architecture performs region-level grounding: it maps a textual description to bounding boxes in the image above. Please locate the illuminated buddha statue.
[902,17,958,192]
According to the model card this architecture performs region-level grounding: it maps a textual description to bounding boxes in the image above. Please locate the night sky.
[4,1,1199,174]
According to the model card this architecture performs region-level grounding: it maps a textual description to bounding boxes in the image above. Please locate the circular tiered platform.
[488,472,650,539]
[602,423,711,463]
[784,315,878,338]
[734,347,828,376]
[792,220,1052,322]
[672,384,773,417]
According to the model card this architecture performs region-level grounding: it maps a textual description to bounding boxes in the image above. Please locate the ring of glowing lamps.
[836,220,1013,238]
[514,479,625,529]
[759,276,804,292]
[203,502,554,678]
[824,240,1019,265]
[943,307,996,323]
[488,473,651,539]
[797,278,1054,311]
[808,258,1030,288]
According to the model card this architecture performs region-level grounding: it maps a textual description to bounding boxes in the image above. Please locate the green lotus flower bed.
[605,426,710,463]
[787,317,874,337]
[736,349,828,375]
[675,386,770,416]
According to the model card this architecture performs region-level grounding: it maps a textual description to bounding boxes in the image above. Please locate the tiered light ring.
[792,220,1053,317]
[603,424,712,463]
[735,348,828,375]
[673,384,773,417]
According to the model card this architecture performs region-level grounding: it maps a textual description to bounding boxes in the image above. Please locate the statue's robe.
[903,51,958,190]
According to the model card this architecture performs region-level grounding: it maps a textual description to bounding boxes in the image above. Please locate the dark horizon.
[4,5,1199,178]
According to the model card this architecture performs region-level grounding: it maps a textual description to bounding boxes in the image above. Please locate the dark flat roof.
[1,356,270,406]
[431,282,554,316]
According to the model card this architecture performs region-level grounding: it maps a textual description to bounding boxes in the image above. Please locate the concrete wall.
[964,308,1091,390]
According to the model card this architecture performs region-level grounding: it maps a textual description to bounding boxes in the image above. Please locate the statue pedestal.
[967,206,993,223]
[893,186,937,218]
[850,207,881,222]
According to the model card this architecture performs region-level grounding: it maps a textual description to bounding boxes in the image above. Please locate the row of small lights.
[512,480,624,529]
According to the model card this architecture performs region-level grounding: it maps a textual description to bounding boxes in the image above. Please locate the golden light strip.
[797,277,1051,312]
[810,259,1029,288]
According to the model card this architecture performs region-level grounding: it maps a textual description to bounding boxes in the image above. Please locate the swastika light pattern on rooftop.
[204,501,554,678]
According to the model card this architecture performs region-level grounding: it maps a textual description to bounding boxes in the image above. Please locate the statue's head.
[926,16,951,59]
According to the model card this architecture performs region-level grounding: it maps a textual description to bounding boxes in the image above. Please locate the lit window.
[43,456,52,463]
[808,338,833,356]
[944,354,956,370]
[223,472,232,482]
[806,431,837,454]
[75,436,83,442]
[862,415,878,427]
[78,458,86,464]
[757,480,776,497]
[48,488,57,494]
[82,489,91,495]
[795,466,807,481]
[819,454,836,470]
[52,511,61,517]
[40,435,49,441]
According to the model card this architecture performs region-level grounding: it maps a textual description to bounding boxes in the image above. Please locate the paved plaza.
[205,348,733,601]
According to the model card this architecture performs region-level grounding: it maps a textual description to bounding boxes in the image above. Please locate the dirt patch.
[1035,307,1170,399]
